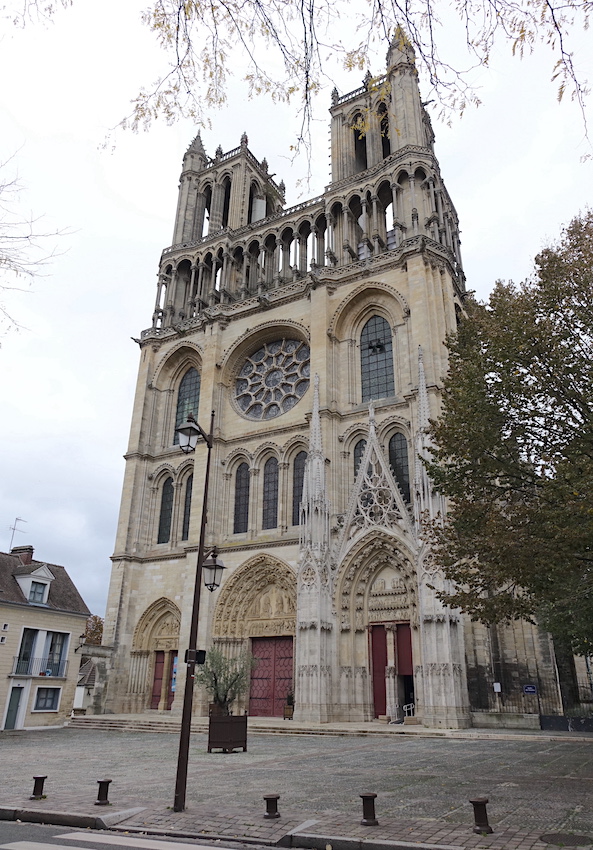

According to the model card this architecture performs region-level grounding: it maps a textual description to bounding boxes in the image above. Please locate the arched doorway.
[369,566,415,718]
[336,534,418,721]
[129,598,181,713]
[213,555,296,716]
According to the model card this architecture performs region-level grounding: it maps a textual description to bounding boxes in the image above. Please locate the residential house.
[1,545,90,730]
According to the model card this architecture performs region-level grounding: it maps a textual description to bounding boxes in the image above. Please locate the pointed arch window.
[360,315,395,402]
[157,477,174,544]
[262,458,279,530]
[234,462,250,534]
[389,433,411,503]
[174,367,201,444]
[292,450,307,526]
[378,103,391,159]
[353,113,368,173]
[181,474,193,541]
[353,439,367,477]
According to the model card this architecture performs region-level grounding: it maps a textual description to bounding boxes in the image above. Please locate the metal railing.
[11,656,68,677]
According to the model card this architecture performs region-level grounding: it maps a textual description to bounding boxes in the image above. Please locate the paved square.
[1,727,592,847]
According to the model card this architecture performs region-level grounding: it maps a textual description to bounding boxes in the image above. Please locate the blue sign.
[523,684,537,695]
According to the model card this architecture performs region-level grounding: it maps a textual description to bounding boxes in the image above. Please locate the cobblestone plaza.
[1,727,592,846]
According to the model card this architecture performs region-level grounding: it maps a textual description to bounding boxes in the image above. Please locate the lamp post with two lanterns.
[173,410,225,813]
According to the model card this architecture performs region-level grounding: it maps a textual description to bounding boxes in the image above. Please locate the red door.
[371,623,414,717]
[249,637,293,716]
[151,651,165,709]
[371,625,387,717]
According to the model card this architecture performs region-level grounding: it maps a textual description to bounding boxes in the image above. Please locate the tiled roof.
[77,658,96,687]
[0,551,90,616]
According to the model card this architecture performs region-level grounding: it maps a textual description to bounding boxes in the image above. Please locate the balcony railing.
[11,656,68,678]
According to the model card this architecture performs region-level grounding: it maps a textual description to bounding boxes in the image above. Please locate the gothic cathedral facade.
[102,38,565,728]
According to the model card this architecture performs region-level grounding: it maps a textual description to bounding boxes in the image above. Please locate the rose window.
[235,339,310,420]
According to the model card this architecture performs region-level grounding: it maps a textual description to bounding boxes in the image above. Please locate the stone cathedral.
[102,37,569,728]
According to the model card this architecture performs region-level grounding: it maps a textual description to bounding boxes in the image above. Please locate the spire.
[413,346,446,524]
[186,130,207,158]
[183,130,208,171]
[417,345,429,430]
[386,27,416,68]
[300,375,330,554]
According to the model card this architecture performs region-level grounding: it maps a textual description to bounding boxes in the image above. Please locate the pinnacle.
[186,130,207,158]
[386,27,416,66]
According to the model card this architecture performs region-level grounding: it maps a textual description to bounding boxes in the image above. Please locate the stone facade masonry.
[101,36,569,728]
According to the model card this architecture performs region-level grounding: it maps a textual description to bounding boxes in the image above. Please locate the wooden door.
[249,636,293,716]
[151,650,164,709]
[371,625,387,717]
[396,623,413,675]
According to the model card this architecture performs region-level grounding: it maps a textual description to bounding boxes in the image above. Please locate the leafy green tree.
[427,211,593,655]
[195,646,256,715]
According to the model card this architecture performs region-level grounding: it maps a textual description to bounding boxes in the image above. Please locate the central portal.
[371,623,414,718]
[249,636,293,716]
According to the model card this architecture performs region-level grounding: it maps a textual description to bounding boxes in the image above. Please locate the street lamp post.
[173,410,224,812]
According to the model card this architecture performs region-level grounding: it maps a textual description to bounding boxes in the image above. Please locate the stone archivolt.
[132,597,181,651]
[213,554,296,638]
[335,533,418,631]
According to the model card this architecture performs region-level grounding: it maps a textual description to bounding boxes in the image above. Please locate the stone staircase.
[68,715,202,734]
[66,713,400,737]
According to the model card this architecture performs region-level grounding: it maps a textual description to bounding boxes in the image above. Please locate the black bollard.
[263,793,281,819]
[469,797,493,834]
[95,779,112,806]
[30,775,47,800]
[360,792,378,826]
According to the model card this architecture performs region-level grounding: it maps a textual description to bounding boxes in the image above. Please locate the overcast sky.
[0,1,591,616]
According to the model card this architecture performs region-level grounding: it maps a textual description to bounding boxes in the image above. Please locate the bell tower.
[172,130,285,246]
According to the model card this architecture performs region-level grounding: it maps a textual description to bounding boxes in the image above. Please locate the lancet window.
[174,367,201,444]
[262,457,279,529]
[353,439,367,476]
[360,315,395,402]
[292,450,307,526]
[353,113,368,173]
[157,477,174,544]
[181,474,193,541]
[388,433,410,503]
[234,462,250,534]
[378,103,391,159]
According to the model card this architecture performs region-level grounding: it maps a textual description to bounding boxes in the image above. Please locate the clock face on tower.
[235,338,310,420]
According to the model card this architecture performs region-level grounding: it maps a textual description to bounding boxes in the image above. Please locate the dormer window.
[29,581,47,604]
[14,563,55,604]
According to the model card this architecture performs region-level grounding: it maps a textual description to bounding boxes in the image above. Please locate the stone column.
[385,626,400,721]
[193,191,207,240]
[209,182,225,232]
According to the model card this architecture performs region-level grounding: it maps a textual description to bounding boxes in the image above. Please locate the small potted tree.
[195,646,255,752]
[283,689,295,720]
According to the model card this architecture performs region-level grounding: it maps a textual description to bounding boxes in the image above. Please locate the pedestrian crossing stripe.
[1,837,234,850]
[60,833,230,850]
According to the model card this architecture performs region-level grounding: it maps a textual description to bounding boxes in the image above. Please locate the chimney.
[11,545,34,565]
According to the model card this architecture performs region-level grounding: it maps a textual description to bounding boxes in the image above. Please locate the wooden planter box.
[283,705,294,719]
[207,714,248,753]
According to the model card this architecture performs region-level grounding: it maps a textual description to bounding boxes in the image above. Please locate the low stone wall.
[471,711,540,730]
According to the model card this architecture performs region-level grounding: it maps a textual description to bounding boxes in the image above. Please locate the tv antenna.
[8,517,27,551]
